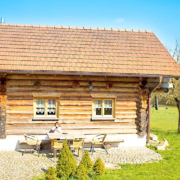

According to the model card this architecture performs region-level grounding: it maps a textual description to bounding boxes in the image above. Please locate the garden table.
[47,133,86,158]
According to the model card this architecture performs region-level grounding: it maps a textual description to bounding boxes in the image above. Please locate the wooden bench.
[19,139,49,144]
[104,139,124,144]
[19,139,28,144]
[84,139,124,144]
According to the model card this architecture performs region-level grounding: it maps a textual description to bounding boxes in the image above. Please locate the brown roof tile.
[0,24,180,77]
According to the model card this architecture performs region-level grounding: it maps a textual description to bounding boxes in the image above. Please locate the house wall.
[0,74,148,146]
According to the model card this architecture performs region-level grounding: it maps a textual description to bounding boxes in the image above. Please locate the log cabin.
[0,24,180,150]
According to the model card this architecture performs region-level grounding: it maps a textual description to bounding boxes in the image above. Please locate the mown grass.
[33,106,180,180]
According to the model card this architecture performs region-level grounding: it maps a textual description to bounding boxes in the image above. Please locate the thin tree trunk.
[175,98,180,133]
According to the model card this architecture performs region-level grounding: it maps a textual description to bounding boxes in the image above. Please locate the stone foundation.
[0,134,146,151]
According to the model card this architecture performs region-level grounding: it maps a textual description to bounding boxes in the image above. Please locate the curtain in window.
[36,99,45,115]
[94,100,102,108]
[94,100,102,115]
[48,99,56,115]
[104,100,112,108]
[104,100,112,115]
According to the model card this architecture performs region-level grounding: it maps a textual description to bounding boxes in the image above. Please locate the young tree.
[74,163,89,180]
[80,151,93,169]
[45,167,57,180]
[93,158,106,175]
[56,139,77,179]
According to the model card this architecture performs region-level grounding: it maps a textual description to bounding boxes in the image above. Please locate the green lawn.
[33,106,180,180]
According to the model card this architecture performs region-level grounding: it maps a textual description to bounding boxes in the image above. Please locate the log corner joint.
[147,76,163,144]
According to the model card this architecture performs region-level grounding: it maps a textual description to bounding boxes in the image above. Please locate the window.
[93,99,114,117]
[34,98,58,118]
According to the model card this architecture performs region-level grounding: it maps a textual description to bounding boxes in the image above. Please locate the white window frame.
[92,99,115,118]
[33,97,58,118]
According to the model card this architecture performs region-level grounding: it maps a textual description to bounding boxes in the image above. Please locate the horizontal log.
[60,97,92,100]
[6,114,33,121]
[6,119,91,123]
[7,80,74,86]
[59,117,91,120]
[59,105,91,110]
[8,90,140,99]
[116,105,137,110]
[6,119,33,123]
[116,101,137,105]
[7,96,33,100]
[6,128,137,135]
[6,100,33,106]
[6,114,33,118]
[7,74,139,82]
[6,122,136,129]
[59,114,91,120]
[7,110,33,114]
[116,113,136,117]
[6,91,139,97]
[59,114,91,118]
[115,115,137,118]
[6,91,90,97]
[7,80,139,88]
[115,109,136,113]
[7,87,139,94]
[115,119,135,123]
[6,106,33,111]
[60,100,91,106]
[60,109,91,115]
[116,97,140,102]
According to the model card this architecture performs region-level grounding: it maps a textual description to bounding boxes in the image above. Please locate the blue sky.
[0,0,179,50]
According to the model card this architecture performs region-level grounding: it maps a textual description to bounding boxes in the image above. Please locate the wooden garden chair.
[53,140,64,163]
[70,139,84,158]
[23,134,42,156]
[91,134,108,155]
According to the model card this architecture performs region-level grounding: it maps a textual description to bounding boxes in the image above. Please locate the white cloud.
[116,18,125,23]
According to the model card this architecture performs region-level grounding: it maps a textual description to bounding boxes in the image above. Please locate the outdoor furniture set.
[18,133,123,161]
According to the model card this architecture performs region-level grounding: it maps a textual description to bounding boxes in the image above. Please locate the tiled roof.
[0,24,180,77]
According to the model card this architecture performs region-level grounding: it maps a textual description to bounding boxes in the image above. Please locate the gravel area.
[0,151,55,180]
[0,147,162,180]
[88,147,163,164]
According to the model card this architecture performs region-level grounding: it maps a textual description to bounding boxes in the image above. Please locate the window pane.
[94,100,102,108]
[96,108,102,115]
[104,100,112,108]
[36,99,45,115]
[104,108,112,115]
[47,99,56,115]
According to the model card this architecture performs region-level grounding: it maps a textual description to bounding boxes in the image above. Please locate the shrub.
[93,158,106,175]
[80,151,93,169]
[75,163,89,180]
[56,139,77,179]
[45,167,57,180]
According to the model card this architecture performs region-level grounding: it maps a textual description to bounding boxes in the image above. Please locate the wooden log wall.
[0,76,7,138]
[137,77,161,136]
[4,74,144,136]
[137,90,148,136]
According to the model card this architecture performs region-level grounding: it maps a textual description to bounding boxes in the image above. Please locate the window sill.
[32,117,59,121]
[91,117,116,121]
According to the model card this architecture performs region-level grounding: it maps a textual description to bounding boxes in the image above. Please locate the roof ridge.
[0,23,153,33]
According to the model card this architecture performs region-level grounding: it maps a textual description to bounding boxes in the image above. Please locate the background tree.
[153,39,180,133]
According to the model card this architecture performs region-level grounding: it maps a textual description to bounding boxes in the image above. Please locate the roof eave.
[0,70,180,78]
